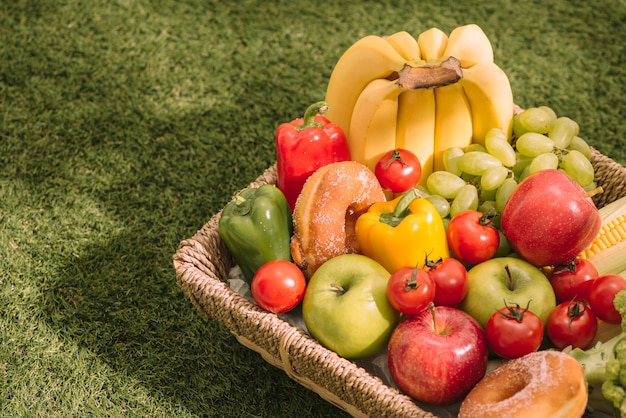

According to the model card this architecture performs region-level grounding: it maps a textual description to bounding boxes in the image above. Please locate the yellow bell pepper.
[355,189,449,273]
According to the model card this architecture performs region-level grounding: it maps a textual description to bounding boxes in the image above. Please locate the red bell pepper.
[276,101,351,210]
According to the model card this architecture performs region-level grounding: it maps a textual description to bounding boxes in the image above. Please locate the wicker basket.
[173,148,626,417]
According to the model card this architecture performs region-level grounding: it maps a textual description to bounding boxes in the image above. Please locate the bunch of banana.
[324,24,514,184]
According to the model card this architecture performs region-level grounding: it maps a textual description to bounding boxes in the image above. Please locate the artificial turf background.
[1,1,625,416]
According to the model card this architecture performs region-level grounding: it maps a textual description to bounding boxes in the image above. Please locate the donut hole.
[460,351,588,418]
[345,204,367,253]
[489,369,532,403]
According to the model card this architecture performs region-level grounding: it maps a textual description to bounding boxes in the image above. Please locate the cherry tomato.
[549,258,598,303]
[251,260,306,314]
[424,256,468,307]
[374,149,422,193]
[386,265,435,315]
[485,302,544,359]
[588,274,626,324]
[446,210,500,265]
[546,299,597,349]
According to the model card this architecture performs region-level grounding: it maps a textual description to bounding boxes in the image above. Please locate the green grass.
[1,0,625,416]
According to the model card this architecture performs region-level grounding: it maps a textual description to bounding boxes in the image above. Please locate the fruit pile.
[216,24,626,415]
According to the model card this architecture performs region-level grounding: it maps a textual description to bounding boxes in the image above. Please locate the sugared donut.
[290,161,385,279]
[459,351,587,418]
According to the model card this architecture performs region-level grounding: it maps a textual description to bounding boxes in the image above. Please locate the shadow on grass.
[30,98,351,416]
[41,222,350,417]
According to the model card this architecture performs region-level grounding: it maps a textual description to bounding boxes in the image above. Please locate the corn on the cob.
[579,196,626,276]
[579,214,626,258]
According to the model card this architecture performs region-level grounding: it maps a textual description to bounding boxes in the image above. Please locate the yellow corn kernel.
[580,214,626,259]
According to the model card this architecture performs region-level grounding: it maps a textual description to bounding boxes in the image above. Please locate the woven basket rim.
[173,149,625,417]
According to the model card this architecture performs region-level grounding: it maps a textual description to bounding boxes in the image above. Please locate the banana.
[348,78,405,171]
[324,24,514,179]
[384,31,422,62]
[395,89,436,185]
[433,83,474,171]
[324,35,406,138]
[443,24,494,67]
[460,62,514,144]
[417,27,448,61]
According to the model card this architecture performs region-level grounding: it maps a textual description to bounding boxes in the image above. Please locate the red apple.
[501,169,601,267]
[387,304,488,405]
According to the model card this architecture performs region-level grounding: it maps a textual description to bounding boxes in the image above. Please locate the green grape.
[458,151,503,176]
[450,184,479,217]
[548,116,579,149]
[481,165,509,191]
[464,143,487,153]
[443,147,465,176]
[583,180,599,193]
[539,106,558,121]
[426,171,467,199]
[480,186,497,202]
[568,136,592,160]
[528,152,559,174]
[460,172,480,183]
[517,107,556,134]
[425,194,451,219]
[478,200,501,228]
[513,113,529,137]
[563,149,595,187]
[519,164,532,181]
[496,177,518,212]
[478,200,498,215]
[512,154,533,180]
[495,230,512,256]
[515,132,555,157]
[414,184,431,197]
[485,129,516,167]
[484,127,509,143]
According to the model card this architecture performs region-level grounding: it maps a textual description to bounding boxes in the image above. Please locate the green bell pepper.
[218,184,293,283]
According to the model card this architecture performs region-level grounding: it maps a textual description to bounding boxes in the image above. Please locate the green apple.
[458,256,556,328]
[302,254,400,359]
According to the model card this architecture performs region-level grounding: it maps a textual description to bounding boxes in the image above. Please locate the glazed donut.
[290,161,385,279]
[459,351,587,418]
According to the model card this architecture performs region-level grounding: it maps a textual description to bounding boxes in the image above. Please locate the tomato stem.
[384,149,409,168]
[423,249,442,269]
[403,264,423,291]
[497,300,532,322]
[566,298,588,326]
[479,208,499,228]
[552,257,580,274]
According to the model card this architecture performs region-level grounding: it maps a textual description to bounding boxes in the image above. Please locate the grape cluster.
[421,106,596,227]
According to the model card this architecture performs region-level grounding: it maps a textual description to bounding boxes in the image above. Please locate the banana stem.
[397,56,463,90]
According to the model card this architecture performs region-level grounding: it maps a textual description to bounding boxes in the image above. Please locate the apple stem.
[329,282,346,296]
[428,302,438,332]
[585,185,604,199]
[504,265,514,290]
